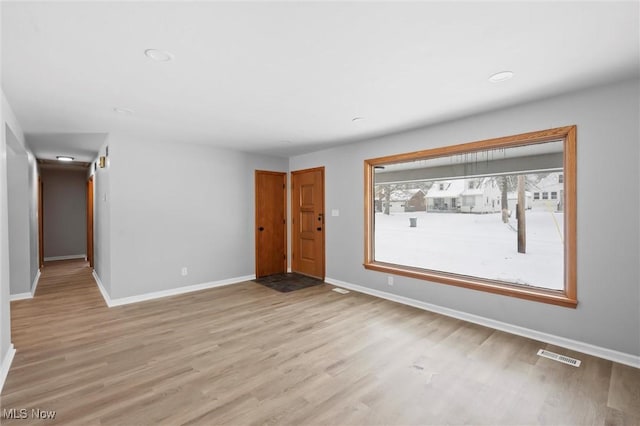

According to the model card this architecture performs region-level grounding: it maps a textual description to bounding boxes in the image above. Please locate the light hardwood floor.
[1,260,639,425]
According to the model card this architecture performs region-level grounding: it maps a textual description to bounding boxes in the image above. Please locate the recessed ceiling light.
[352,117,365,122]
[113,107,134,115]
[489,71,514,83]
[144,49,174,62]
[56,156,74,162]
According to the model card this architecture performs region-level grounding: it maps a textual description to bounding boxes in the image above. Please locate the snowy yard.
[374,210,564,290]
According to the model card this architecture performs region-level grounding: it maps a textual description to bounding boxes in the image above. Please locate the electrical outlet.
[181,267,188,276]
[388,276,394,286]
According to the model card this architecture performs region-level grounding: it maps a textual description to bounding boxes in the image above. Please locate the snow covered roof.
[390,188,424,202]
[530,172,563,191]
[426,180,465,198]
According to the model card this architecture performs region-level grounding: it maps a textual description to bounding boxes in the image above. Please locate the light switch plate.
[331,209,339,217]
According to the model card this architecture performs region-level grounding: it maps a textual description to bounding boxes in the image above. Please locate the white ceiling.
[2,1,638,159]
[26,133,107,163]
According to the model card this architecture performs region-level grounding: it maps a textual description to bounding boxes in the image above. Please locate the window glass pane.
[373,140,564,291]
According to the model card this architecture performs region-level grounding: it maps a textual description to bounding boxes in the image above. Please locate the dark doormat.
[254,273,324,293]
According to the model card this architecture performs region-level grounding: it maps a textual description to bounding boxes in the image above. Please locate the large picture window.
[364,126,577,307]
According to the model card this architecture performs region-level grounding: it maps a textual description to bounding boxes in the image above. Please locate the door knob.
[258,227,265,231]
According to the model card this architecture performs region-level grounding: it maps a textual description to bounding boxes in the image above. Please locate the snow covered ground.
[374,210,564,290]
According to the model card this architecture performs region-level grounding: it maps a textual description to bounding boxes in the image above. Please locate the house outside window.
[534,192,540,200]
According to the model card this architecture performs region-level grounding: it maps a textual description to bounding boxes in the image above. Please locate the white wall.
[1,90,29,385]
[6,134,31,296]
[290,78,640,358]
[0,124,12,381]
[106,137,287,299]
[41,167,87,259]
[93,143,111,295]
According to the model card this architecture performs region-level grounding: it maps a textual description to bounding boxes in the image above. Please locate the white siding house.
[531,172,564,211]
[426,180,464,212]
[460,178,502,213]
[427,178,501,213]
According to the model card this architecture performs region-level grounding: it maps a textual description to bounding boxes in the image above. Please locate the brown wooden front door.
[291,167,325,279]
[255,171,287,278]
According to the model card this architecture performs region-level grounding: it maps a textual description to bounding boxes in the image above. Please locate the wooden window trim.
[364,126,577,308]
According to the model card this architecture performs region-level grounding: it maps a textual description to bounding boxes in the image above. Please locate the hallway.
[9,260,103,351]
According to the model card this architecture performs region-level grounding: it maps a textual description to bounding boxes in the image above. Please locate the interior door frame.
[38,176,44,269]
[87,176,94,268]
[291,166,325,280]
[255,170,287,278]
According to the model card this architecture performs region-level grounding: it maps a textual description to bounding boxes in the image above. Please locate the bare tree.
[517,175,526,253]
[375,184,401,215]
[499,176,518,223]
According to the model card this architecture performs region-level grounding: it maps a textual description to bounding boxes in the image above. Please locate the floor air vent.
[537,349,581,367]
[332,288,350,294]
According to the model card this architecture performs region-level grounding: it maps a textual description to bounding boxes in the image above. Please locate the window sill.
[364,261,578,308]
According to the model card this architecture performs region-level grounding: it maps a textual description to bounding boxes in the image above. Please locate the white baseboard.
[0,344,16,393]
[92,272,254,308]
[325,277,640,369]
[9,292,32,301]
[32,269,41,295]
[44,254,86,261]
[92,271,110,307]
[10,270,42,301]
